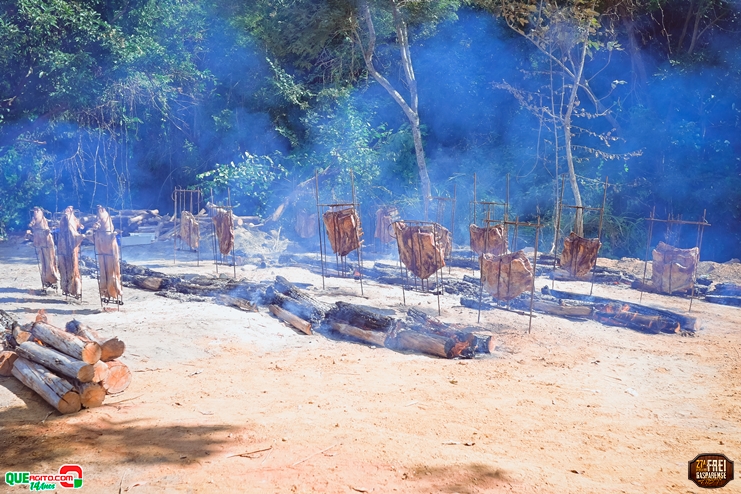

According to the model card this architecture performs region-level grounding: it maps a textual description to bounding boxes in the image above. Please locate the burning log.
[57,206,85,298]
[92,206,123,299]
[560,232,601,278]
[327,302,395,333]
[480,250,533,301]
[76,381,106,408]
[328,321,388,346]
[388,330,460,359]
[11,357,81,414]
[270,276,330,322]
[28,207,60,288]
[406,308,493,356]
[179,210,200,250]
[651,242,698,294]
[542,286,696,332]
[210,205,235,255]
[469,224,507,256]
[215,294,257,312]
[323,207,362,256]
[269,304,313,335]
[295,209,318,238]
[374,207,398,244]
[65,320,126,362]
[0,351,18,377]
[102,360,132,394]
[15,342,95,382]
[32,322,101,364]
[393,222,450,280]
[593,304,680,334]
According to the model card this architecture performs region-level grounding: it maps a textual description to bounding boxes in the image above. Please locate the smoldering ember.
[1,1,741,493]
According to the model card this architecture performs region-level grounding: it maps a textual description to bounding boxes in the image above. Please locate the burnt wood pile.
[0,310,131,415]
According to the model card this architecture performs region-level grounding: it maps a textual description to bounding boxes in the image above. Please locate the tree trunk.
[32,322,101,364]
[11,357,82,414]
[563,41,589,237]
[102,360,132,394]
[15,341,95,382]
[358,1,431,216]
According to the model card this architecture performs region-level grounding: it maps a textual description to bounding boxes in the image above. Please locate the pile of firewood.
[0,311,131,414]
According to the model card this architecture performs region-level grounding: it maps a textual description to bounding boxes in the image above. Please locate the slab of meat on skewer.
[28,207,60,287]
[92,206,122,299]
[57,206,85,298]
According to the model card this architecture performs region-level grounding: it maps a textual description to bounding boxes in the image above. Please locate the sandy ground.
[1,236,740,494]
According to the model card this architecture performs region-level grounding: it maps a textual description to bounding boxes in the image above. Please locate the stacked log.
[1,313,130,414]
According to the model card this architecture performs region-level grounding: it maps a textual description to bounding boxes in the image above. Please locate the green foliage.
[196,152,288,215]
[0,139,51,237]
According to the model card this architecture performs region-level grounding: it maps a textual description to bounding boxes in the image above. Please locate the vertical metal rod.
[688,210,707,313]
[173,188,178,264]
[350,170,364,296]
[552,175,566,289]
[314,170,325,290]
[639,207,655,303]
[228,187,236,279]
[589,176,609,296]
[210,188,219,274]
[528,219,541,334]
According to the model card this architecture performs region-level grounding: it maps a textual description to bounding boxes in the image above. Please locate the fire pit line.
[476,217,543,333]
[640,208,710,312]
[173,187,203,266]
[314,168,365,296]
[552,175,609,296]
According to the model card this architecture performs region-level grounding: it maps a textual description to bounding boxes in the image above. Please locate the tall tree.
[474,0,634,236]
[234,0,460,216]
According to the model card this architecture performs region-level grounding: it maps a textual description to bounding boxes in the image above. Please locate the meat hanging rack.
[28,207,59,294]
[172,187,203,266]
[91,205,123,309]
[208,188,237,279]
[551,175,609,296]
[469,173,509,264]
[314,168,365,296]
[474,216,543,333]
[638,208,710,312]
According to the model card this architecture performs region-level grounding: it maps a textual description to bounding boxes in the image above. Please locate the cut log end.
[103,360,132,394]
[0,351,18,377]
[78,382,106,408]
[100,338,126,362]
[59,391,83,414]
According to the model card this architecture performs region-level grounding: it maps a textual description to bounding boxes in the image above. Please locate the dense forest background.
[1,0,739,260]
